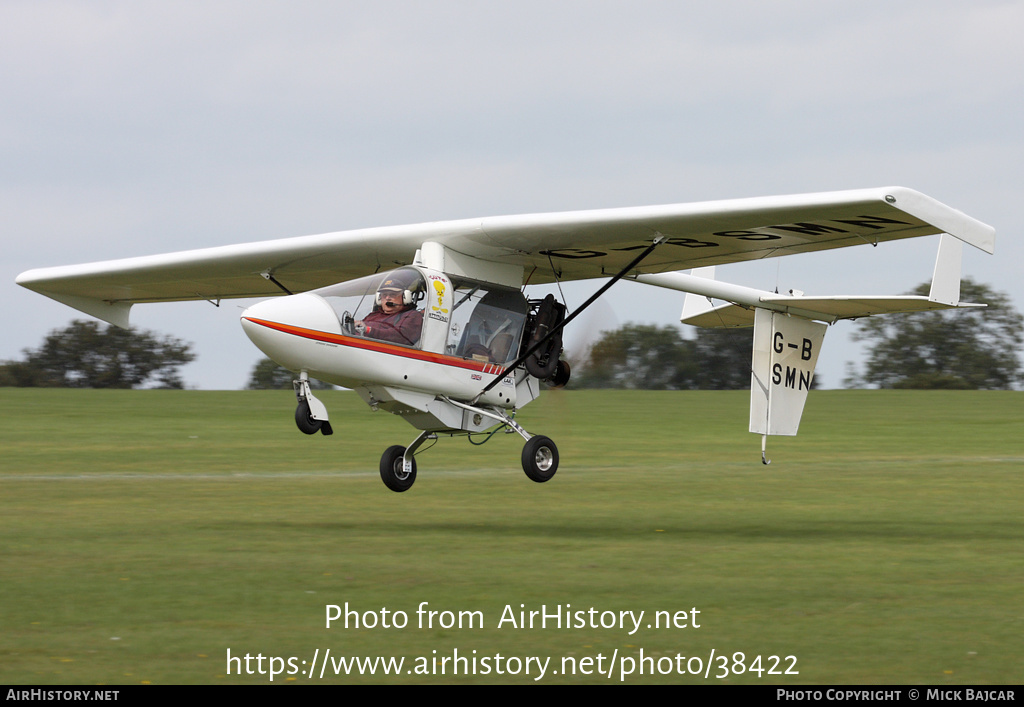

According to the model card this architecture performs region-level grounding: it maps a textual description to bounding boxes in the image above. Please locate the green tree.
[572,324,695,389]
[571,323,754,390]
[0,320,195,388]
[246,357,332,390]
[848,279,1022,389]
[692,327,754,390]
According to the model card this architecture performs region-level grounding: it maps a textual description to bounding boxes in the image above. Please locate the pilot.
[357,270,424,346]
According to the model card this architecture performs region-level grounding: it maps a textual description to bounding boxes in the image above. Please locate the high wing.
[17,186,994,327]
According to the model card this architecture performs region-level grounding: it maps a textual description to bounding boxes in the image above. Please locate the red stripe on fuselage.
[242,317,508,375]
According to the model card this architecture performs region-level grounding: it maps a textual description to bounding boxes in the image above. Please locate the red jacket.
[362,308,424,346]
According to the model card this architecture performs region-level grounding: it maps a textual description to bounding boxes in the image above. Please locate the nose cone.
[240,293,341,366]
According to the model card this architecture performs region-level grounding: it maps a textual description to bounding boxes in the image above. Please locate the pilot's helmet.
[375,269,423,307]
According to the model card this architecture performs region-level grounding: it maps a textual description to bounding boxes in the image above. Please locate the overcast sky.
[3,1,1021,390]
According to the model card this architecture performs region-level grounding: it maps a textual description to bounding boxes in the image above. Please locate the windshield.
[446,279,528,365]
[313,268,426,348]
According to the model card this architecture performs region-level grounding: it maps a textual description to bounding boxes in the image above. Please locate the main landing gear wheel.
[522,435,558,483]
[380,445,417,492]
[295,400,322,435]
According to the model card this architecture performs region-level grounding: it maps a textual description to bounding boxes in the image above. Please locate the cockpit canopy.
[311,266,528,366]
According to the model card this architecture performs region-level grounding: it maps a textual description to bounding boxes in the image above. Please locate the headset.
[375,270,424,308]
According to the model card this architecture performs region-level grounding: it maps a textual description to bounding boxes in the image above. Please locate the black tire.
[295,400,322,435]
[380,445,417,492]
[522,435,558,483]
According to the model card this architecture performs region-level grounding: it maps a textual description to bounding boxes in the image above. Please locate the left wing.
[17,186,994,327]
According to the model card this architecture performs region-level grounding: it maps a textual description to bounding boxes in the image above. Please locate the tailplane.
[635,235,984,461]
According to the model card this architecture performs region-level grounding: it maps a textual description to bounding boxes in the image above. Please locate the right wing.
[17,186,994,327]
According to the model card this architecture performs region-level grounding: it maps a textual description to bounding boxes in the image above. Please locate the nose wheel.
[293,376,333,436]
[295,400,322,434]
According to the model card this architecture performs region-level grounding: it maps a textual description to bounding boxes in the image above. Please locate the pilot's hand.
[355,321,366,335]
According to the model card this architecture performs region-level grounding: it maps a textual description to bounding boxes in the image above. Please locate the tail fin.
[928,234,962,306]
[680,267,717,321]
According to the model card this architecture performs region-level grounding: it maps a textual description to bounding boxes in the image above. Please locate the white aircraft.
[17,187,994,490]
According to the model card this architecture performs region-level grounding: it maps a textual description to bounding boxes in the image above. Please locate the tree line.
[572,279,1021,390]
[0,320,194,389]
[570,324,754,390]
[845,279,1022,389]
[3,280,1019,390]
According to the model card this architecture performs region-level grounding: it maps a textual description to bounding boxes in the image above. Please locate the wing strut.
[261,271,294,296]
[472,235,667,403]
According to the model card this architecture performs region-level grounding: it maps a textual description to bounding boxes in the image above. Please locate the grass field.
[1,388,1022,684]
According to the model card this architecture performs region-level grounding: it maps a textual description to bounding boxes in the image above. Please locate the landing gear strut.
[293,375,333,436]
[376,401,558,492]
